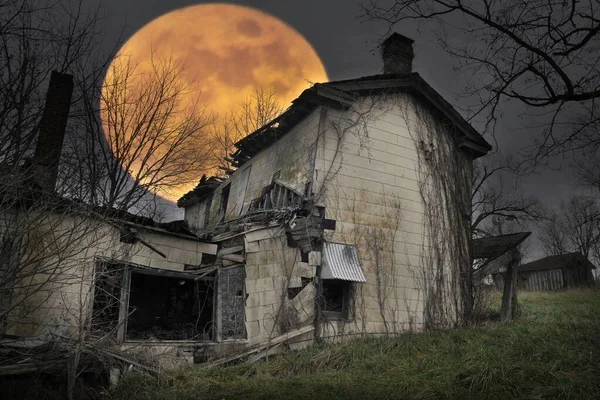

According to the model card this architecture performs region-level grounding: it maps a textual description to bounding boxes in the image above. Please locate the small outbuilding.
[492,252,597,291]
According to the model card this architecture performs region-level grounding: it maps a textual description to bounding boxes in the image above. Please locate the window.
[127,270,215,341]
[318,242,365,321]
[91,262,125,336]
[218,265,246,339]
[321,280,351,320]
[91,262,221,342]
[219,184,231,223]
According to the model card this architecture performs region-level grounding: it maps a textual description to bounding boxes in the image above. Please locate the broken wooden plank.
[94,347,160,375]
[219,254,245,263]
[248,343,283,364]
[205,324,314,367]
[245,227,283,243]
[217,246,244,256]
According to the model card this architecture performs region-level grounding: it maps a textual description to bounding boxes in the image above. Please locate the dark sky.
[99,0,576,259]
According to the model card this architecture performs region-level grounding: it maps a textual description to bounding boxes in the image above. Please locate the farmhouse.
[1,32,492,369]
[177,32,491,354]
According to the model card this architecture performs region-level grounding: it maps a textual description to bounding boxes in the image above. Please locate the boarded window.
[219,265,246,339]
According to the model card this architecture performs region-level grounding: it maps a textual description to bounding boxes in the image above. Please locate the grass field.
[111,290,600,400]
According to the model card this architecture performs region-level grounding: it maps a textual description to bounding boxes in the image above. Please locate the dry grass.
[110,289,600,399]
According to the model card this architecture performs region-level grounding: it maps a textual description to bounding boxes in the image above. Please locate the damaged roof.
[231,73,492,167]
[177,174,223,208]
[472,232,531,260]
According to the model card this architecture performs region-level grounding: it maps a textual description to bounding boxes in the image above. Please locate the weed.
[111,290,600,400]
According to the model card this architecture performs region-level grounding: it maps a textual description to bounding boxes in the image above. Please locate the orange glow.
[102,3,328,202]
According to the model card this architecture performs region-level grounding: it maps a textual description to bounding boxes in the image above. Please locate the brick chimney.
[381,32,414,75]
[32,71,74,193]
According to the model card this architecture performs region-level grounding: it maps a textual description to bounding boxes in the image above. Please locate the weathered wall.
[243,226,316,346]
[184,198,210,231]
[204,108,322,226]
[2,212,214,340]
[313,93,472,337]
[3,213,120,339]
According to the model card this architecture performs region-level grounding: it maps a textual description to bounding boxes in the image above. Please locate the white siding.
[314,95,471,335]
[204,108,322,226]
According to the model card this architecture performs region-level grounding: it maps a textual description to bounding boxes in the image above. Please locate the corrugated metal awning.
[321,242,366,282]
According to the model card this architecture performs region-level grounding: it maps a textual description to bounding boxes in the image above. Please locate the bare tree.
[212,86,282,176]
[360,0,600,163]
[0,0,106,167]
[540,195,600,262]
[576,152,600,194]
[60,53,215,213]
[0,2,215,396]
[471,153,542,237]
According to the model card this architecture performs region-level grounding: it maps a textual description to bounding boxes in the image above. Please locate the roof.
[177,174,223,208]
[231,73,492,167]
[0,176,201,240]
[472,232,532,260]
[519,253,597,273]
[321,242,367,282]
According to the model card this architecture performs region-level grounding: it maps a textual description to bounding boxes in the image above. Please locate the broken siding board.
[218,246,244,256]
[233,165,253,218]
[245,227,284,243]
[244,240,261,253]
[220,254,245,263]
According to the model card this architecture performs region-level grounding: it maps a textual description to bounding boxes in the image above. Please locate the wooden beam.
[218,245,244,256]
[205,324,314,367]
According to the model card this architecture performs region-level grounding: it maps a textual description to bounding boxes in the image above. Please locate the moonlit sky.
[98,1,576,259]
[101,4,329,201]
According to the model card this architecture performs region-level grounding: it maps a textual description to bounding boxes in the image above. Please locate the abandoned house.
[1,32,494,370]
[490,252,597,291]
[176,32,491,354]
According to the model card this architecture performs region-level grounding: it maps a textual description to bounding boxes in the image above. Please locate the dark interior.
[322,280,345,312]
[126,272,214,341]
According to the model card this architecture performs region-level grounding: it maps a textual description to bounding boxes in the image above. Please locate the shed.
[493,252,596,291]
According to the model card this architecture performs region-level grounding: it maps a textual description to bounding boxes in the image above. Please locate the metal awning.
[321,242,367,282]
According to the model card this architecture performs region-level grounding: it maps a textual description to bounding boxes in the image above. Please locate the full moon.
[102,3,328,202]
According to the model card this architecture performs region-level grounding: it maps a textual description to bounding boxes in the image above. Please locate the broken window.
[219,184,231,223]
[90,261,244,342]
[321,280,351,319]
[219,265,246,339]
[91,261,125,336]
[127,270,215,341]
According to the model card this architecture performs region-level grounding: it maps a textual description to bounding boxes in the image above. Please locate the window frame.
[320,279,352,321]
[91,261,230,344]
